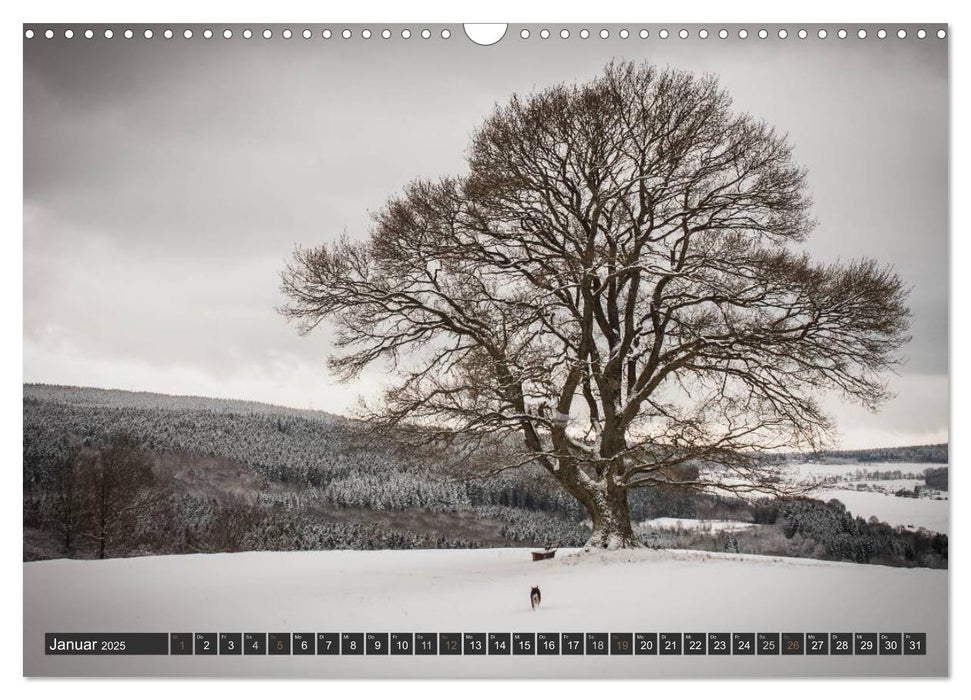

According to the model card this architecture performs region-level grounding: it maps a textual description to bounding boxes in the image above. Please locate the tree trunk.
[584,480,640,549]
[98,515,106,560]
[546,437,641,550]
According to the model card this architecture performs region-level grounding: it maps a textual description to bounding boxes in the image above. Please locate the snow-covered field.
[852,478,927,492]
[812,489,949,534]
[637,518,757,533]
[789,462,934,479]
[786,462,949,535]
[24,548,947,678]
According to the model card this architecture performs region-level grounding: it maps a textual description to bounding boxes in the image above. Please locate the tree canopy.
[281,61,910,548]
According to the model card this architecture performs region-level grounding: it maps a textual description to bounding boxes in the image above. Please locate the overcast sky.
[23,24,948,449]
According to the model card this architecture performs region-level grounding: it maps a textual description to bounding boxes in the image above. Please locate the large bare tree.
[281,61,910,548]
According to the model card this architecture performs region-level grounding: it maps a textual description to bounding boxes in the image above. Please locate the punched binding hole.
[464,24,507,46]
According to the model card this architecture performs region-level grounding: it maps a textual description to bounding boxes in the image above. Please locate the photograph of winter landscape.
[23,24,948,678]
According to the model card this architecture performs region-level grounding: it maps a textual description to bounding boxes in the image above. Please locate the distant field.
[789,462,941,478]
[789,462,949,535]
[812,488,949,534]
[637,518,758,533]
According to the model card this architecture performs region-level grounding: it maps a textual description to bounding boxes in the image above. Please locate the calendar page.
[22,21,949,679]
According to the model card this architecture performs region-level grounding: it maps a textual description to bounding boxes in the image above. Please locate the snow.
[24,547,947,678]
[636,518,758,533]
[788,462,935,479]
[852,479,927,492]
[776,462,950,535]
[813,489,950,534]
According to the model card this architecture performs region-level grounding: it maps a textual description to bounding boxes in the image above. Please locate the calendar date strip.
[45,632,926,656]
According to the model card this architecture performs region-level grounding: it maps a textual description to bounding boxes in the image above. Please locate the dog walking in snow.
[530,585,541,610]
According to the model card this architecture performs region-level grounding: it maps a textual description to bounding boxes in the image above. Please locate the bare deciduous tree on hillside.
[75,434,155,559]
[281,61,910,548]
[47,452,87,557]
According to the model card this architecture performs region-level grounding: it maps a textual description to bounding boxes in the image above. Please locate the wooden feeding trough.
[531,547,556,561]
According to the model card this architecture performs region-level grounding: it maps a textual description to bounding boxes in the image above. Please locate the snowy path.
[24,548,947,677]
